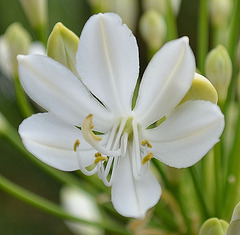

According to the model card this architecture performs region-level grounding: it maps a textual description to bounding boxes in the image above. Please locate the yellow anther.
[141,139,152,148]
[82,114,102,141]
[94,152,108,164]
[142,152,154,165]
[73,139,80,152]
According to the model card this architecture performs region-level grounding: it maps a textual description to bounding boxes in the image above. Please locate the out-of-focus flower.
[209,0,232,27]
[0,23,45,79]
[0,23,31,78]
[87,0,138,30]
[47,22,79,76]
[19,0,47,29]
[205,45,232,104]
[61,186,104,235]
[227,202,240,235]
[142,0,181,16]
[139,9,167,52]
[199,218,228,235]
[18,13,224,218]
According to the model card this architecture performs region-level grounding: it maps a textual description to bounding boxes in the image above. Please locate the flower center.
[74,114,154,186]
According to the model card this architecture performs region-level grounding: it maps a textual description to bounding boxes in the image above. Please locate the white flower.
[17,13,224,218]
[60,186,104,235]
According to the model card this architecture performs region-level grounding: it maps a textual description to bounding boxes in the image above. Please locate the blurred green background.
[0,0,198,234]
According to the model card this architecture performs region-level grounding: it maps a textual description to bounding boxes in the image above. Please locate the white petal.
[19,113,96,171]
[143,101,225,168]
[111,153,161,218]
[17,54,114,132]
[134,37,195,128]
[76,13,139,115]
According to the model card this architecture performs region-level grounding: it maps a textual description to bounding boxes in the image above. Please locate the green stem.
[214,142,222,217]
[224,0,240,105]
[197,0,208,73]
[188,166,209,219]
[166,0,178,41]
[0,174,129,235]
[1,115,98,196]
[223,102,240,219]
[13,76,33,118]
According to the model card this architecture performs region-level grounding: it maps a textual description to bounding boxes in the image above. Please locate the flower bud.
[19,0,47,29]
[47,23,79,76]
[139,9,167,52]
[60,186,104,235]
[199,218,228,235]
[142,0,167,15]
[227,202,240,235]
[205,45,232,104]
[209,0,232,27]
[180,73,218,104]
[3,22,31,78]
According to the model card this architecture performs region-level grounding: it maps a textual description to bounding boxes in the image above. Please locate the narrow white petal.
[76,13,139,115]
[143,101,225,168]
[134,37,195,128]
[17,54,114,132]
[111,152,161,218]
[19,113,96,171]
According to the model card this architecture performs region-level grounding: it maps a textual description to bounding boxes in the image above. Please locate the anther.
[141,139,152,148]
[73,139,80,152]
[94,152,108,164]
[142,152,153,165]
[82,114,102,141]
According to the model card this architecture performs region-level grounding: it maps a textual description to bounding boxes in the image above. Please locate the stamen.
[82,114,122,157]
[73,139,80,152]
[94,152,108,164]
[142,152,154,165]
[141,139,152,148]
[82,114,102,142]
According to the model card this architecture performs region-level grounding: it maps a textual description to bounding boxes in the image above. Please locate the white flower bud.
[205,45,232,103]
[200,218,228,235]
[139,9,167,51]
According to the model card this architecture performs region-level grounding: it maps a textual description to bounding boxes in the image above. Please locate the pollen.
[142,152,154,165]
[141,139,152,148]
[73,139,80,152]
[94,152,108,164]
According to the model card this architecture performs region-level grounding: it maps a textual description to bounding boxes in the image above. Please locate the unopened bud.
[61,186,104,235]
[47,23,79,76]
[227,202,240,235]
[4,22,31,78]
[139,9,166,52]
[199,218,228,235]
[19,0,47,28]
[142,0,167,15]
[209,0,232,27]
[180,73,218,104]
[205,45,232,104]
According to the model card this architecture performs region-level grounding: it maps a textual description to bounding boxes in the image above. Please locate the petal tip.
[17,54,26,62]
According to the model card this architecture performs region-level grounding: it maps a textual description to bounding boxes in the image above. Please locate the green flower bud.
[180,73,218,104]
[4,22,31,78]
[142,0,167,15]
[139,9,166,52]
[227,202,240,235]
[47,23,79,76]
[199,218,228,235]
[210,0,232,27]
[19,0,47,28]
[205,45,232,104]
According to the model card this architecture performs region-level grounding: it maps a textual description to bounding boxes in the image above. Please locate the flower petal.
[134,37,195,128]
[19,112,96,171]
[111,152,161,218]
[76,13,139,115]
[143,100,224,168]
[17,54,114,132]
